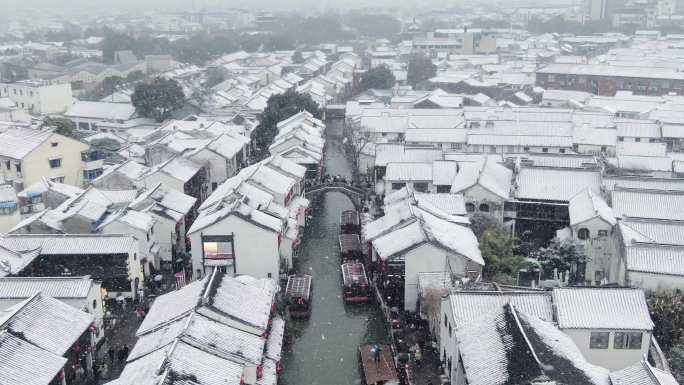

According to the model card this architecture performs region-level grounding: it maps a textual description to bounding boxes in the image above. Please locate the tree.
[204,67,225,89]
[530,238,587,284]
[43,117,76,138]
[647,290,684,354]
[470,212,507,240]
[407,53,437,88]
[256,90,322,151]
[101,32,138,64]
[670,340,684,382]
[126,70,145,82]
[102,76,126,96]
[90,138,122,152]
[344,13,401,39]
[292,51,304,64]
[131,78,185,122]
[479,230,527,280]
[359,65,395,91]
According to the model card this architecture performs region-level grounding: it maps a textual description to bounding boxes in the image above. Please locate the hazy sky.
[2,0,425,12]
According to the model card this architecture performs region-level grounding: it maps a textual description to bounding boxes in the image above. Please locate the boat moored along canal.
[342,261,371,303]
[359,344,400,385]
[285,274,312,318]
[339,233,363,260]
[340,209,361,234]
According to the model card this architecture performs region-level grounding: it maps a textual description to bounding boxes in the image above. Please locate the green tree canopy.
[479,230,527,280]
[90,138,122,152]
[256,90,322,151]
[43,117,76,138]
[126,70,145,82]
[647,290,684,354]
[292,51,304,64]
[131,78,184,122]
[344,13,401,39]
[204,67,225,89]
[359,65,395,91]
[469,212,506,240]
[101,32,138,64]
[671,341,684,383]
[530,238,587,284]
[407,53,437,88]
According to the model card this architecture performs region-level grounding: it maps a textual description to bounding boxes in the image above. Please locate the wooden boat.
[358,344,399,385]
[341,262,370,303]
[339,233,362,260]
[285,274,312,318]
[340,209,360,234]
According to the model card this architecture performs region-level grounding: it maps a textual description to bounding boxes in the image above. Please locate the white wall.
[0,210,21,233]
[0,82,72,114]
[150,214,177,262]
[627,271,684,291]
[21,132,90,187]
[562,328,651,371]
[100,219,158,270]
[572,218,615,284]
[403,243,471,312]
[190,149,229,193]
[189,215,280,281]
[438,297,460,385]
[462,184,506,220]
[143,172,185,197]
[38,82,73,114]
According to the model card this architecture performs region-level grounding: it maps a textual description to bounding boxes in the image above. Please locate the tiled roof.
[0,330,67,385]
[112,340,243,385]
[620,218,684,246]
[0,276,93,299]
[610,360,679,385]
[451,158,512,199]
[137,278,205,335]
[456,305,610,385]
[552,288,653,330]
[0,128,54,159]
[449,291,553,327]
[200,273,274,332]
[625,244,684,277]
[612,189,684,221]
[568,188,616,226]
[515,167,601,202]
[131,313,266,366]
[0,292,94,356]
[0,234,137,256]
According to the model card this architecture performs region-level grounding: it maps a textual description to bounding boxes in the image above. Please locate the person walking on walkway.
[107,346,115,363]
[414,346,423,367]
[371,344,381,366]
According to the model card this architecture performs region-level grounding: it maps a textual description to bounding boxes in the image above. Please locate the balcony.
[81,150,106,163]
[81,150,104,171]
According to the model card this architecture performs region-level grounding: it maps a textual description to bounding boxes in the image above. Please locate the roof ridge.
[0,291,42,329]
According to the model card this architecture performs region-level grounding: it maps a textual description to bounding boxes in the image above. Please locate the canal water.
[280,119,389,385]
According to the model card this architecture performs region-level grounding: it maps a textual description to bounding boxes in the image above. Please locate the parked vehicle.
[285,274,312,318]
[340,209,360,234]
[342,262,370,303]
[358,344,399,385]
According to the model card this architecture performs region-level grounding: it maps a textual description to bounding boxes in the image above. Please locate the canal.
[280,119,389,385]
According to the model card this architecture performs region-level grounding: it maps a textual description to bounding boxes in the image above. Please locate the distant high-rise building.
[588,0,607,19]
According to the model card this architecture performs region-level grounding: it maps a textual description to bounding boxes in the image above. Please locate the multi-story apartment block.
[0,80,72,114]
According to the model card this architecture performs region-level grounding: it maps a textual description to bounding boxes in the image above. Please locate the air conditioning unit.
[33,202,45,211]
[20,205,30,214]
